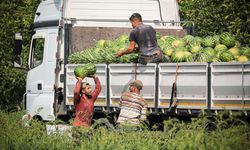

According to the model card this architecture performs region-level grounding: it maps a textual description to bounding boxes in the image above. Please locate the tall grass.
[0,110,249,150]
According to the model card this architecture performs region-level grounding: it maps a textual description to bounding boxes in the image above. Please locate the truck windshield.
[30,38,44,69]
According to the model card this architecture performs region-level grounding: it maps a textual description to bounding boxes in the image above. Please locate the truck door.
[26,27,58,121]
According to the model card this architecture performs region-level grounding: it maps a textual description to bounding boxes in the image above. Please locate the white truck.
[14,0,250,121]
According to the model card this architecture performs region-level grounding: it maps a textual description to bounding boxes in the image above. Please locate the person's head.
[129,13,142,28]
[81,82,92,96]
[129,80,143,93]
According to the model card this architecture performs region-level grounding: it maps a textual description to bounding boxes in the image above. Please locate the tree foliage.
[179,0,250,46]
[0,0,39,110]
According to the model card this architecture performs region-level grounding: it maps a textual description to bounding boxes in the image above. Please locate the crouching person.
[117,80,148,130]
[73,75,101,128]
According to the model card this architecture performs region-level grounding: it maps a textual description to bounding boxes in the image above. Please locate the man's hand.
[89,74,96,78]
[115,49,125,58]
[116,41,137,58]
[76,76,84,81]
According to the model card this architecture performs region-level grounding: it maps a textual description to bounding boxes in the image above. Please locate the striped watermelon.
[219,32,236,48]
[202,36,216,48]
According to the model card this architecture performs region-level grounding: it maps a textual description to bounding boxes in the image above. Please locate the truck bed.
[66,62,250,114]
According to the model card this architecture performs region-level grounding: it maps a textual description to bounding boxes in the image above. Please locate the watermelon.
[74,65,86,78]
[193,36,203,44]
[175,47,188,52]
[238,55,249,62]
[203,47,217,61]
[184,51,194,62]
[171,51,186,62]
[156,32,161,40]
[213,35,220,45]
[171,47,190,62]
[160,35,168,40]
[95,40,109,48]
[202,36,216,48]
[172,39,186,48]
[228,47,240,57]
[241,47,250,57]
[219,32,236,48]
[219,51,234,62]
[214,44,228,52]
[163,47,174,56]
[74,63,96,78]
[211,57,221,62]
[158,39,166,50]
[115,34,129,43]
[183,35,194,44]
[203,47,216,56]
[164,36,177,45]
[190,45,203,53]
[195,52,211,62]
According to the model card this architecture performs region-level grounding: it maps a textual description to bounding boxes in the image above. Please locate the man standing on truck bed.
[117,80,148,125]
[115,13,169,64]
[73,75,101,128]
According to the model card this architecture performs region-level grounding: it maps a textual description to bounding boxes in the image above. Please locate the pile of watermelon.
[74,63,96,78]
[68,32,249,64]
[159,32,249,62]
[68,35,138,64]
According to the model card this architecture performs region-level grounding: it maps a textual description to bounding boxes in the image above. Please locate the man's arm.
[119,92,128,106]
[91,76,102,101]
[73,77,82,106]
[140,101,148,121]
[115,41,136,57]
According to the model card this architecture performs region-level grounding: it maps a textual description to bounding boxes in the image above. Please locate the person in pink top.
[73,75,101,128]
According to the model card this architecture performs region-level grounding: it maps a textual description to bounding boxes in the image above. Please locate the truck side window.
[30,38,44,69]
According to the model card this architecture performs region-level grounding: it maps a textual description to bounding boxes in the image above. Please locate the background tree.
[179,0,250,46]
[0,0,39,110]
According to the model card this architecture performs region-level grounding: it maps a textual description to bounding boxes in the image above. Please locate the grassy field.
[0,110,249,150]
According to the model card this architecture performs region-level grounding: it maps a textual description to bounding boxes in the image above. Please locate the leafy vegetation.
[0,0,40,110]
[179,0,250,46]
[0,110,249,149]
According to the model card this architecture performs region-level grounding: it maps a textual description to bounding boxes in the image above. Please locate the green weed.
[0,110,249,150]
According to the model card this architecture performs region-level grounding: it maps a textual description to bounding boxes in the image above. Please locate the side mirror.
[182,21,195,35]
[13,33,23,67]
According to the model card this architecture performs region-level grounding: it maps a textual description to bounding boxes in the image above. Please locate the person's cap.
[129,80,143,90]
